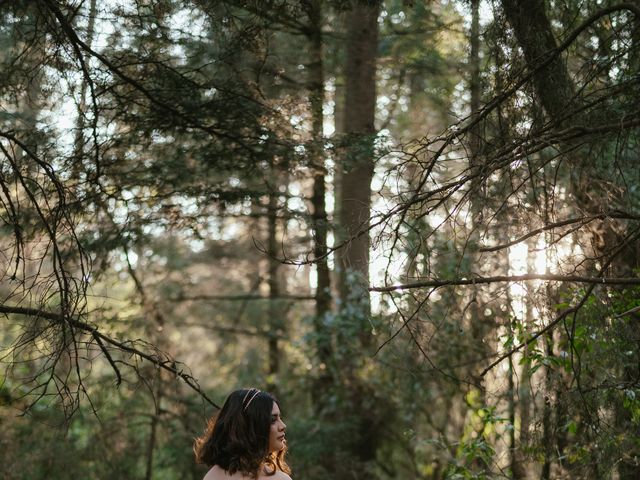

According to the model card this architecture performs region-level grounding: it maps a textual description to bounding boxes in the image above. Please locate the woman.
[194,388,292,480]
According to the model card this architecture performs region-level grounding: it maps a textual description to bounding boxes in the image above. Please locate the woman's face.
[268,401,286,452]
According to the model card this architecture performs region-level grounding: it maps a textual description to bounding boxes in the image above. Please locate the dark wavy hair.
[193,388,291,478]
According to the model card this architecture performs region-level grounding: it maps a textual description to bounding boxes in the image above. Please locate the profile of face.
[268,401,286,452]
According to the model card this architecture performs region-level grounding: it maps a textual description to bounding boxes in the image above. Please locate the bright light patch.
[509,243,528,275]
[309,267,318,290]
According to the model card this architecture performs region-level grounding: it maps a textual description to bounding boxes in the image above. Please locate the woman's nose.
[280,419,286,430]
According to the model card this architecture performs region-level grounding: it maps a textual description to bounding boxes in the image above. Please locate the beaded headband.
[242,388,261,411]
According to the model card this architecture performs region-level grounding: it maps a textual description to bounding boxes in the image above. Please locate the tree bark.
[307,0,333,391]
[467,4,493,473]
[145,368,162,480]
[267,175,282,392]
[501,0,636,271]
[336,0,380,342]
[469,0,482,159]
[501,0,576,125]
[335,2,381,475]
[72,0,97,168]
[467,0,487,376]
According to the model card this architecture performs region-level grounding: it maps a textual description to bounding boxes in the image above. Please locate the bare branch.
[479,211,640,252]
[169,293,316,302]
[370,274,640,293]
[0,304,220,409]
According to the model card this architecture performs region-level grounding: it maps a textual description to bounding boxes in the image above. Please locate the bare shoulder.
[203,466,247,480]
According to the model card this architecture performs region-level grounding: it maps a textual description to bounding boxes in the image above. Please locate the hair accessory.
[243,388,261,411]
[242,388,253,405]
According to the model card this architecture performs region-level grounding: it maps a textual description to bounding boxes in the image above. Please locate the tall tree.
[336,0,380,324]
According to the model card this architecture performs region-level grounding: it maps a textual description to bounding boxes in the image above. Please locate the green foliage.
[1,0,640,479]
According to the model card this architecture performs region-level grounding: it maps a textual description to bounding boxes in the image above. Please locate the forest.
[1,0,639,479]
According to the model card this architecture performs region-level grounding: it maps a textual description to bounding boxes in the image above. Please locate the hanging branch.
[0,304,220,409]
[370,273,640,293]
[477,226,640,379]
[41,0,263,152]
[256,3,640,270]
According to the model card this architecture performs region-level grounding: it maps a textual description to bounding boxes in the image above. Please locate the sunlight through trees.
[1,0,640,479]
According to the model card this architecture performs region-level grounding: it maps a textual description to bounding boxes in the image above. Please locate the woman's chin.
[270,439,286,453]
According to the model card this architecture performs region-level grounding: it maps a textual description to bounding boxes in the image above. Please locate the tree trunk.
[541,332,554,480]
[507,353,522,479]
[501,0,638,270]
[336,0,379,313]
[267,175,282,393]
[467,0,487,385]
[467,3,491,471]
[307,0,333,393]
[145,368,162,480]
[501,0,576,125]
[335,2,381,475]
[72,0,97,169]
[468,0,482,159]
[468,0,483,336]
